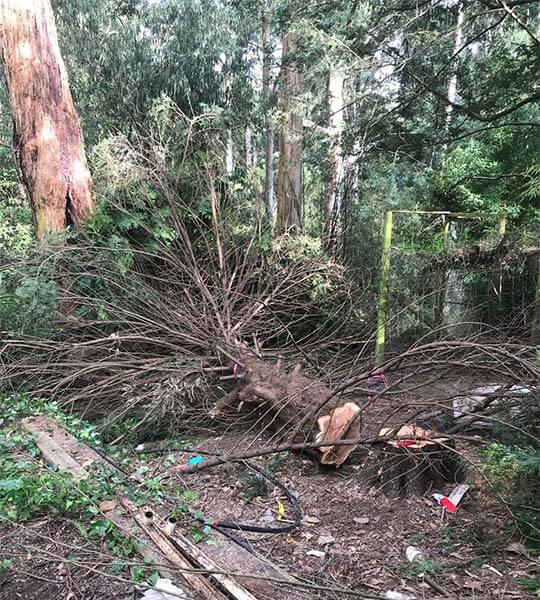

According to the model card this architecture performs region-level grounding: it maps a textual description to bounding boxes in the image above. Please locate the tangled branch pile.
[1,107,537,476]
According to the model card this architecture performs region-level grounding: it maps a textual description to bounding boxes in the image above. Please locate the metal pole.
[375,210,393,367]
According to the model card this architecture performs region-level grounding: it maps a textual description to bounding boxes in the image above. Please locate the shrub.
[483,443,540,550]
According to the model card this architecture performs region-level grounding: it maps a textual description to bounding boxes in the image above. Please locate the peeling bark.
[0,0,94,238]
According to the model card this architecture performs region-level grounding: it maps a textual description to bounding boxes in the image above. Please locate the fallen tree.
[209,354,367,466]
[1,110,538,481]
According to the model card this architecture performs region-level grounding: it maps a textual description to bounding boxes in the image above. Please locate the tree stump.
[370,425,464,497]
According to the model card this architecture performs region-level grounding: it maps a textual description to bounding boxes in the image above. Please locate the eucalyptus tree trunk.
[245,126,254,169]
[0,0,94,238]
[324,69,345,251]
[444,2,465,141]
[262,8,276,223]
[225,130,234,176]
[276,31,303,235]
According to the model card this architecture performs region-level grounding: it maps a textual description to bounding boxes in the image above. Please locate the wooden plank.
[154,520,258,600]
[448,483,470,507]
[21,416,89,480]
[119,497,226,600]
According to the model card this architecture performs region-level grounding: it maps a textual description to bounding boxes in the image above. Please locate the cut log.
[209,357,363,466]
[369,425,464,497]
[316,402,362,466]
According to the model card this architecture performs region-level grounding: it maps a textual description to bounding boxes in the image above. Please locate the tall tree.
[262,5,276,223]
[443,1,465,147]
[0,0,94,238]
[276,31,303,235]
[324,68,345,250]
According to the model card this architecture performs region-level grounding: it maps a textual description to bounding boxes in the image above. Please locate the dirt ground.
[1,376,538,600]
[0,520,129,600]
[150,430,539,600]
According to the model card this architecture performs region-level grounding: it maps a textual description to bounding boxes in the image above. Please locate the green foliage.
[190,523,212,545]
[0,396,106,520]
[430,131,538,221]
[0,267,57,338]
[400,558,445,578]
[88,132,177,258]
[0,99,33,256]
[238,471,268,501]
[0,392,204,581]
[0,395,101,446]
[517,576,540,597]
[482,443,540,550]
[520,164,540,203]
[458,521,505,556]
[0,559,12,578]
[54,0,243,144]
[0,190,33,256]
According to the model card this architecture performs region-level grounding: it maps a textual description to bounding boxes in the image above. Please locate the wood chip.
[304,515,320,524]
[317,533,335,545]
[505,542,528,556]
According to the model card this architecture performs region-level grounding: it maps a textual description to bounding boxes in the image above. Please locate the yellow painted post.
[375,210,393,367]
[442,215,450,239]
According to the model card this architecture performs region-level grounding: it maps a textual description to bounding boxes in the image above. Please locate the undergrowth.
[482,443,540,551]
[0,395,206,585]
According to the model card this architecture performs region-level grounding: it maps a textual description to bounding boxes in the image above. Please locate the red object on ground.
[440,497,457,513]
[433,493,457,513]
[397,440,415,448]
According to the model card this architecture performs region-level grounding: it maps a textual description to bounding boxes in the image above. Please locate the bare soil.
[0,519,129,600]
[152,429,539,600]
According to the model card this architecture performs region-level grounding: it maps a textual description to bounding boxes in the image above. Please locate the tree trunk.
[444,2,465,144]
[276,31,303,235]
[262,8,276,223]
[367,425,464,497]
[244,126,253,170]
[225,129,234,176]
[209,356,363,467]
[324,69,345,251]
[0,0,94,238]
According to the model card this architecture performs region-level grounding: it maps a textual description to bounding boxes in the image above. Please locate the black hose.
[88,441,261,554]
[135,443,302,534]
